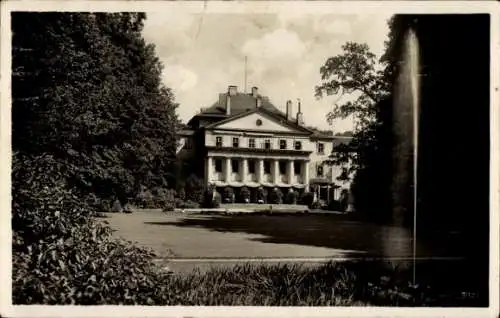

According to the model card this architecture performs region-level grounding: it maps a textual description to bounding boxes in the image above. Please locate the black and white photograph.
[1,1,499,317]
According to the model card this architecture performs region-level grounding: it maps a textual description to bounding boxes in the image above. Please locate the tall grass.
[153,261,485,306]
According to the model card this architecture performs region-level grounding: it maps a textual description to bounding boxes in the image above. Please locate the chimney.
[256,97,262,108]
[296,98,304,125]
[228,85,238,96]
[226,94,231,115]
[286,100,293,121]
[251,86,258,98]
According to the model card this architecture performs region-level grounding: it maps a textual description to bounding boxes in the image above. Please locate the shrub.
[240,187,251,203]
[177,200,200,209]
[176,187,186,201]
[327,199,341,211]
[202,185,221,208]
[223,187,235,203]
[111,199,123,213]
[184,174,204,204]
[153,187,176,210]
[12,153,169,305]
[256,187,267,204]
[212,192,222,208]
[136,188,155,208]
[285,190,298,204]
[300,192,315,207]
[269,188,283,204]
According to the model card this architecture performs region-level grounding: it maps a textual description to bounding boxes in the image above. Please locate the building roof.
[188,86,355,141]
[201,92,281,117]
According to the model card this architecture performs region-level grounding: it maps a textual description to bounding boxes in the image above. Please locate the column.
[241,158,248,183]
[257,158,264,183]
[206,156,213,186]
[273,159,280,184]
[302,160,310,192]
[287,160,294,185]
[327,185,330,204]
[225,157,231,182]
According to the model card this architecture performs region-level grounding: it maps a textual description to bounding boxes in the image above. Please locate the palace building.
[177,85,352,204]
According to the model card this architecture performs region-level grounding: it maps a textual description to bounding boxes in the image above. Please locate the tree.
[11,12,181,303]
[315,42,393,222]
[12,12,180,205]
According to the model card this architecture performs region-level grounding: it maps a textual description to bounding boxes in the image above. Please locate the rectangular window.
[248,138,255,148]
[248,160,256,174]
[279,139,287,150]
[231,159,239,173]
[317,164,324,177]
[216,137,223,148]
[294,161,301,174]
[279,161,287,174]
[264,161,271,174]
[264,139,271,150]
[317,142,324,154]
[232,137,239,148]
[294,141,302,150]
[215,159,222,173]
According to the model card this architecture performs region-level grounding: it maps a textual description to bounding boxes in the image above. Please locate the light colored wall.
[309,139,351,188]
[205,130,313,152]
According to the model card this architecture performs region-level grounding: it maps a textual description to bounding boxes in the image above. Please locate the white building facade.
[178,85,352,203]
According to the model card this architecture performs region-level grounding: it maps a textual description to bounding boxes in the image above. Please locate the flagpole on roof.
[244,56,248,93]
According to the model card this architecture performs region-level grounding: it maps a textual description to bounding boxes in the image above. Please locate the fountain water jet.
[385,28,420,284]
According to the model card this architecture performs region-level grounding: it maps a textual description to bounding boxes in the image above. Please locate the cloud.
[143,12,198,54]
[277,10,309,28]
[162,64,198,92]
[241,28,306,61]
[319,19,353,36]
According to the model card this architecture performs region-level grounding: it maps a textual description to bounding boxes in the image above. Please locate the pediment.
[212,111,304,134]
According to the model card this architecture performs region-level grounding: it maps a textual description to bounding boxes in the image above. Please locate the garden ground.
[102,209,464,273]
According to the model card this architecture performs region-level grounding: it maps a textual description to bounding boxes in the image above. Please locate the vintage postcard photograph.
[1,1,499,317]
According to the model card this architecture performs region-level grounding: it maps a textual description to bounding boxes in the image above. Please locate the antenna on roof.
[244,56,248,93]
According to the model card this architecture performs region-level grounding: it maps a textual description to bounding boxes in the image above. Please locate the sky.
[142,10,391,132]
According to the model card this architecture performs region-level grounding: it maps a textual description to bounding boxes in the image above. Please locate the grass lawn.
[103,209,463,261]
[97,209,486,306]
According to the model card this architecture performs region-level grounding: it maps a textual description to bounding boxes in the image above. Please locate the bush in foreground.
[12,153,169,304]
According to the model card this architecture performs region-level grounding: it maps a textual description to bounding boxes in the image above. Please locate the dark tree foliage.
[315,40,394,223]
[12,12,180,204]
[384,14,490,298]
[11,12,182,304]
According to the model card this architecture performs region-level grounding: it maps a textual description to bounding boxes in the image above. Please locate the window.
[216,137,223,148]
[184,138,193,149]
[215,159,222,173]
[294,141,302,150]
[248,138,256,148]
[248,160,256,174]
[316,164,324,177]
[233,137,239,148]
[264,161,271,174]
[279,139,287,150]
[317,142,324,154]
[264,139,271,150]
[279,161,287,174]
[231,159,239,173]
[294,161,301,174]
